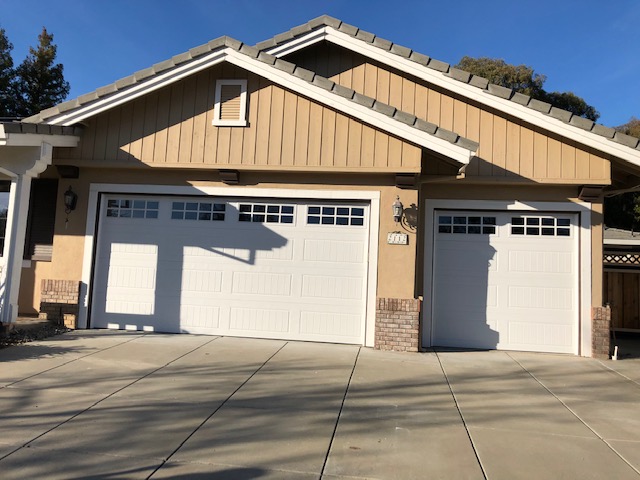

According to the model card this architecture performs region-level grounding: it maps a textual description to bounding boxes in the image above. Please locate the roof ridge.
[21,34,477,155]
[256,15,640,152]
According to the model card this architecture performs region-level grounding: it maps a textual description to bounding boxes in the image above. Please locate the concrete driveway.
[0,331,639,479]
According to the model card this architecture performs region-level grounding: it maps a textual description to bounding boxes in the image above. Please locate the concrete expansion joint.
[149,339,288,477]
[434,349,488,479]
[505,351,640,477]
[319,345,361,478]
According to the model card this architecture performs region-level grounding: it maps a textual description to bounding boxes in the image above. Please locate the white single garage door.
[90,194,370,344]
[431,210,578,354]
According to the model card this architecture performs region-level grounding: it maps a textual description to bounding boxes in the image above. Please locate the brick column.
[592,305,611,359]
[375,298,420,352]
[39,280,81,328]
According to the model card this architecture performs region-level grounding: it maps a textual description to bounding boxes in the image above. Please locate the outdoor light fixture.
[63,186,78,214]
[392,196,403,223]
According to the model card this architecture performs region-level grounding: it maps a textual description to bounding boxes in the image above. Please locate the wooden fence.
[603,250,640,332]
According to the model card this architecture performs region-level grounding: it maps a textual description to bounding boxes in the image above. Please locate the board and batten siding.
[285,43,611,184]
[53,64,422,172]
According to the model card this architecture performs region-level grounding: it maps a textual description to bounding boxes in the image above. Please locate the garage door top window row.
[106,199,365,227]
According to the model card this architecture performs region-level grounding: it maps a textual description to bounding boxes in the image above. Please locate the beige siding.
[53,64,422,172]
[285,42,611,184]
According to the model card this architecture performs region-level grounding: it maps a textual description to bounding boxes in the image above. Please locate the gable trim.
[223,50,475,165]
[264,25,640,167]
[40,45,477,166]
[46,49,227,127]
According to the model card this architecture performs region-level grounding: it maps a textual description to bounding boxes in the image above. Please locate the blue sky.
[1,0,638,127]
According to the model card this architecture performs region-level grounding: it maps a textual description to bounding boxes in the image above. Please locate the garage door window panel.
[238,203,294,224]
[106,199,159,219]
[438,215,496,234]
[172,201,226,221]
[307,206,365,226]
[511,216,571,237]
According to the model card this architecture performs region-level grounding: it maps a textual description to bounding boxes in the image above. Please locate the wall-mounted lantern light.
[63,186,78,214]
[392,195,403,223]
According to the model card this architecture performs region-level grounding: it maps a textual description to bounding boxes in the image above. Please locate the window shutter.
[24,179,58,261]
[219,84,242,121]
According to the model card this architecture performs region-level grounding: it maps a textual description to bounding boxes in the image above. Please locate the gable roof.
[23,37,478,167]
[256,15,640,167]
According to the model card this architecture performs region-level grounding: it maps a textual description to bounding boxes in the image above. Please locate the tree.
[605,119,640,229]
[12,27,69,117]
[456,56,545,97]
[0,28,15,117]
[616,117,640,138]
[541,91,599,122]
[455,56,599,121]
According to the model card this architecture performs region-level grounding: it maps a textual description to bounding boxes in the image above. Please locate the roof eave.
[264,26,640,165]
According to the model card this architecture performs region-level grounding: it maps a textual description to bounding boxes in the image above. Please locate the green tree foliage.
[12,27,70,117]
[456,56,546,97]
[541,91,599,122]
[616,117,640,138]
[0,28,15,117]
[604,192,640,230]
[455,56,599,121]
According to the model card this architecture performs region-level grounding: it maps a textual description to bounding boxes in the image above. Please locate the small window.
[212,79,248,126]
[239,203,294,224]
[438,215,496,235]
[307,205,365,227]
[106,199,159,219]
[171,201,226,221]
[510,216,571,237]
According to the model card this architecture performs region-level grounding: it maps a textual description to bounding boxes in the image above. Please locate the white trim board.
[79,183,380,347]
[422,199,592,356]
[267,27,640,166]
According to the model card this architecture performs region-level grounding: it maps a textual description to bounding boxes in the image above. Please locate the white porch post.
[0,142,53,326]
[0,174,33,324]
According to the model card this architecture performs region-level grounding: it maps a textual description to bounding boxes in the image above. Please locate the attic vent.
[213,79,248,126]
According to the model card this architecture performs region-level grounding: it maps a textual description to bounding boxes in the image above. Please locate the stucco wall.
[18,166,418,313]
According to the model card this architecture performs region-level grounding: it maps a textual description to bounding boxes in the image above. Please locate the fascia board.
[604,238,640,246]
[266,28,328,57]
[224,50,473,165]
[48,50,227,126]
[0,125,79,147]
[269,28,640,166]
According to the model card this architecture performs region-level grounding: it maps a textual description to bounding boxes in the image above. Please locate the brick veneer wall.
[39,280,81,327]
[375,298,420,352]
[592,305,611,359]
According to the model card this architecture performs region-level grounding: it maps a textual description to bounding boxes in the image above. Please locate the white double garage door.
[90,194,371,344]
[429,209,580,354]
